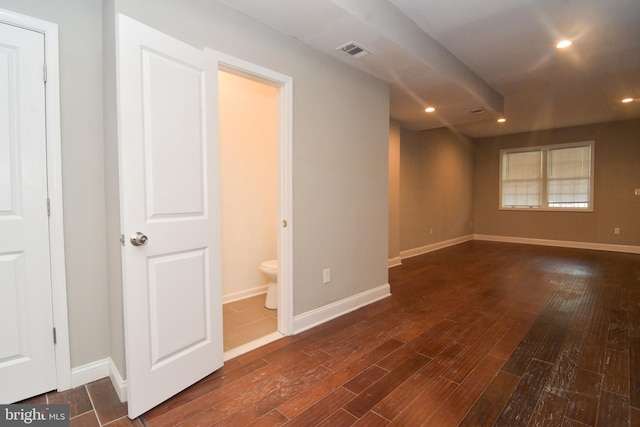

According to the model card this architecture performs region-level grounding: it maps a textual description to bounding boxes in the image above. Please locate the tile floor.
[19,378,138,426]
[16,294,276,426]
[223,293,278,351]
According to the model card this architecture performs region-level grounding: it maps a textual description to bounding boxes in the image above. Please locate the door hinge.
[53,327,57,345]
[120,234,125,246]
[47,198,51,216]
[43,64,47,82]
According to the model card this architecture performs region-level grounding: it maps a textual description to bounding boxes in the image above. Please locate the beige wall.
[219,71,278,300]
[399,127,474,251]
[474,119,640,246]
[388,121,401,262]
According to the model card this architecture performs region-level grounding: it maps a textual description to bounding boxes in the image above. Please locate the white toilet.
[259,259,278,309]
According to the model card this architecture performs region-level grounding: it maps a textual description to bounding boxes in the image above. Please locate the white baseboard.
[388,256,402,268]
[293,283,391,334]
[108,358,128,403]
[70,358,127,402]
[70,358,110,389]
[400,234,474,260]
[222,286,267,304]
[474,234,640,254]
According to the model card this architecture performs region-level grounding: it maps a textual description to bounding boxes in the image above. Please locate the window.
[500,141,593,211]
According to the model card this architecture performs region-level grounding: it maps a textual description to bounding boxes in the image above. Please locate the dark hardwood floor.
[138,241,639,426]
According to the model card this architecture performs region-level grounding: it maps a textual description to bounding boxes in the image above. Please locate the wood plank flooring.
[136,241,638,425]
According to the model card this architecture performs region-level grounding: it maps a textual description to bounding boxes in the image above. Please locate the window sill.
[499,207,594,213]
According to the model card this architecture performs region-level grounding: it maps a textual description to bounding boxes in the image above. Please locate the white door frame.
[0,8,71,391]
[211,50,294,336]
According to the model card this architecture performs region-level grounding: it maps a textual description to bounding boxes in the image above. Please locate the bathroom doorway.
[216,57,293,356]
[219,69,277,350]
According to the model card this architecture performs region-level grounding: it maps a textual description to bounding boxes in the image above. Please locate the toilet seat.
[260,259,277,271]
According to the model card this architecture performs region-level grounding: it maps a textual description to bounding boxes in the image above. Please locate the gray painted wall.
[109,0,390,320]
[107,0,390,376]
[1,0,390,376]
[103,0,124,376]
[0,0,110,368]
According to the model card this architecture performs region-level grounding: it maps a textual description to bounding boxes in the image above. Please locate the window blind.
[547,146,591,208]
[501,150,542,207]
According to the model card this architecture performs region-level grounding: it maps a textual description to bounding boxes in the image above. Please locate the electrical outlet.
[323,268,330,284]
[635,188,640,196]
[429,228,433,236]
[614,227,620,235]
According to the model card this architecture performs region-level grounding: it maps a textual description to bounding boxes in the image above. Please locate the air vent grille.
[337,41,371,58]
[470,107,485,114]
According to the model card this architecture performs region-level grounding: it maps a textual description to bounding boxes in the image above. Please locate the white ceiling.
[218,0,640,137]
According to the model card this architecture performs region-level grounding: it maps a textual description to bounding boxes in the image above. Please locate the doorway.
[219,69,278,350]
[116,15,293,416]
[215,56,294,357]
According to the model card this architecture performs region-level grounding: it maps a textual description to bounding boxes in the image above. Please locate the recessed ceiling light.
[497,118,506,123]
[425,106,435,113]
[622,97,634,103]
[556,39,572,49]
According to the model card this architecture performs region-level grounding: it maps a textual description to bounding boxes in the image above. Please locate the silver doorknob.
[130,232,148,246]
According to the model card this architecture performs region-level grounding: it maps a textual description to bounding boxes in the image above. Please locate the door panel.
[148,249,210,366]
[0,253,25,361]
[0,22,56,403]
[142,50,206,219]
[117,15,223,418]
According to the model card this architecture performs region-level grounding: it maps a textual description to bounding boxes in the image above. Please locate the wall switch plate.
[323,268,330,284]
[614,227,620,235]
[635,188,640,196]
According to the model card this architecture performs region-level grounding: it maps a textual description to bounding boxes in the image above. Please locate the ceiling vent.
[469,107,485,114]
[336,41,371,58]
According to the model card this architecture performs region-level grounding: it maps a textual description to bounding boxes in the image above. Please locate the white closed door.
[116,15,224,418]
[0,23,56,403]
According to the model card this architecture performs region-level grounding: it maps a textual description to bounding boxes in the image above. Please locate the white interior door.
[116,15,224,418]
[0,22,56,403]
